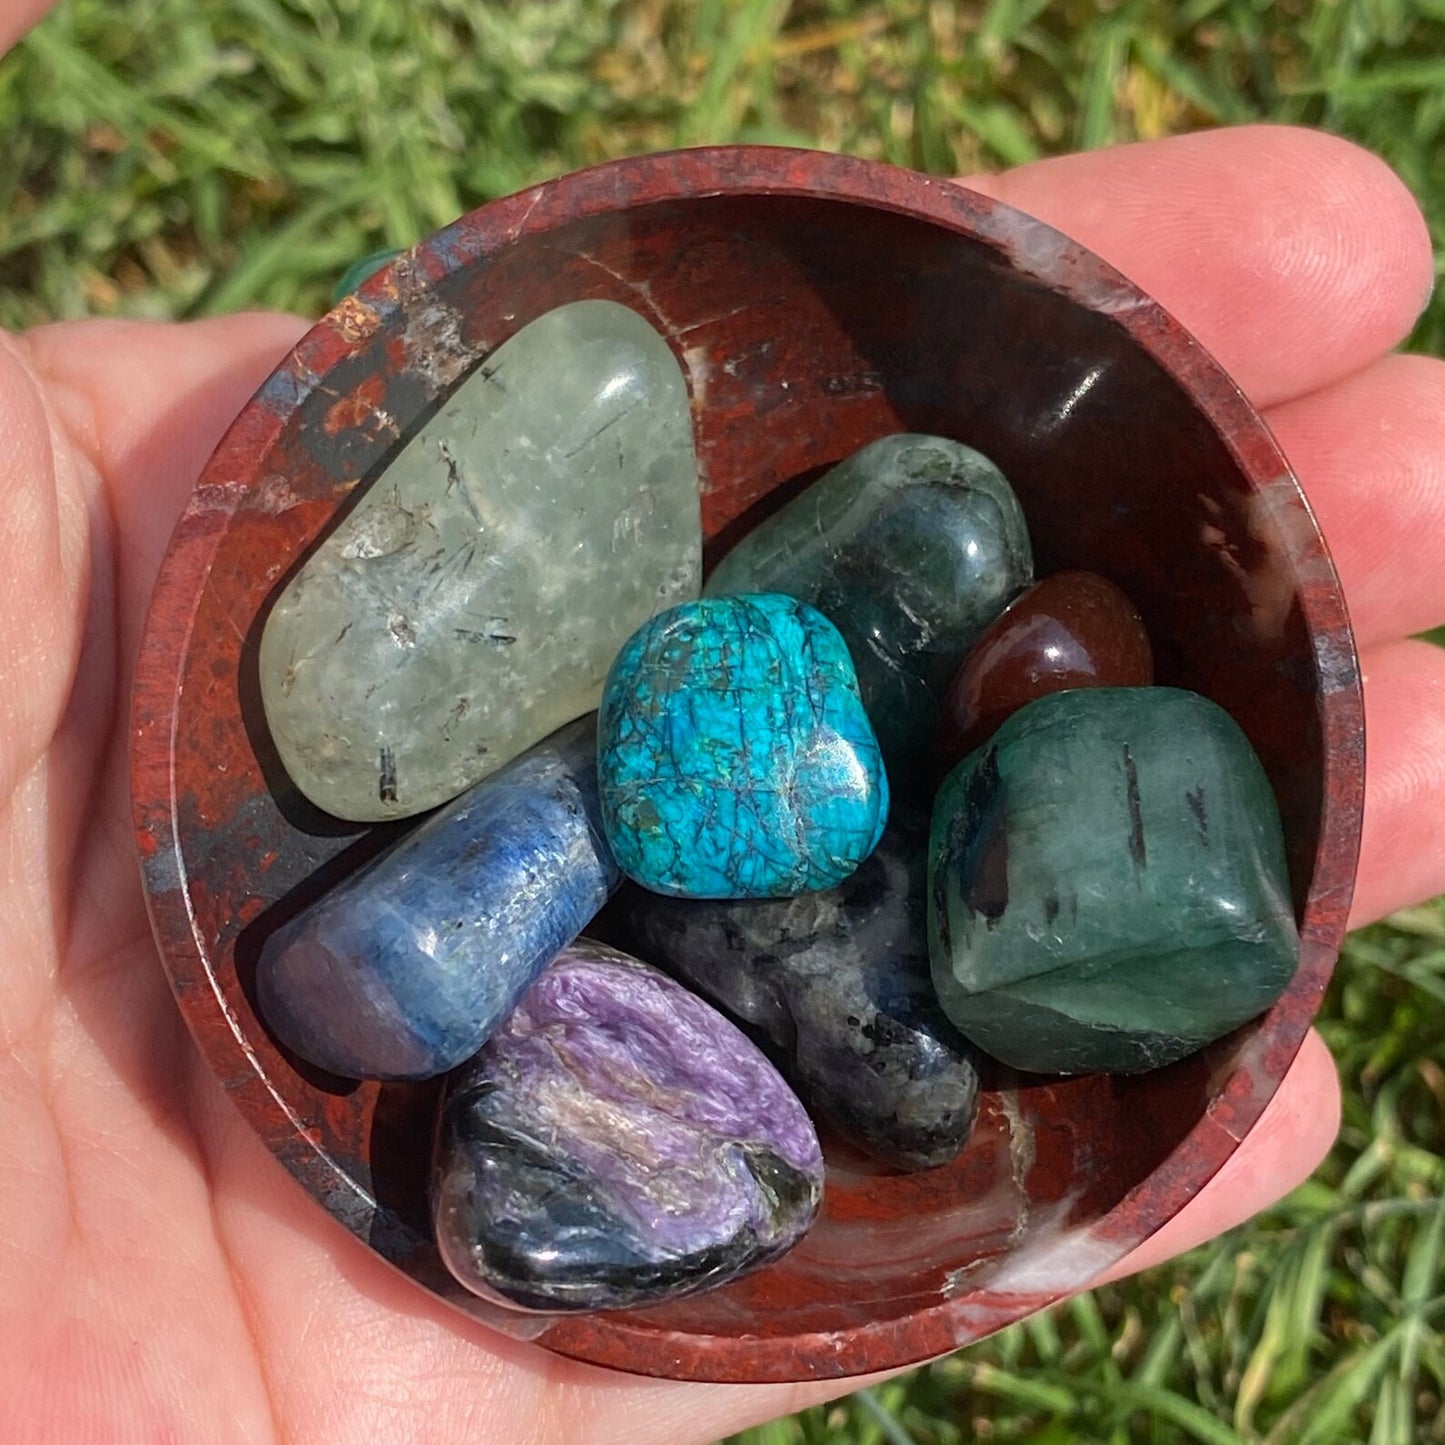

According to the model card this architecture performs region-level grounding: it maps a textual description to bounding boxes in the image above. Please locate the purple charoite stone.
[256,716,619,1080]
[432,940,825,1311]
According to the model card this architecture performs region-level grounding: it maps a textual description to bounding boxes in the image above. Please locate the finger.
[1350,639,1445,928]
[964,125,1433,410]
[0,334,91,800]
[19,316,307,936]
[0,332,97,1051]
[1,2,56,53]
[22,312,308,632]
[1264,353,1445,650]
[1094,1028,1339,1283]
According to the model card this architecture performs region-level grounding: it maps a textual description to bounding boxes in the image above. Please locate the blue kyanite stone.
[256,715,620,1080]
[597,594,889,899]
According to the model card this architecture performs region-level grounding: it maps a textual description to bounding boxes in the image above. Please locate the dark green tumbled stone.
[705,434,1032,786]
[928,687,1299,1075]
[333,248,405,301]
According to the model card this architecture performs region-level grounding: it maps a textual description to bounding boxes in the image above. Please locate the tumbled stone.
[617,814,981,1171]
[936,570,1154,768]
[333,248,404,300]
[260,299,701,822]
[928,688,1298,1075]
[598,594,888,899]
[705,433,1032,781]
[432,939,824,1312]
[256,716,619,1080]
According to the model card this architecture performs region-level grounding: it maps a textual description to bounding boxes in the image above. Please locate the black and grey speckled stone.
[616,815,981,1170]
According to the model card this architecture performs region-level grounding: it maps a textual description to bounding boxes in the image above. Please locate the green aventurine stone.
[928,687,1299,1075]
[260,300,701,822]
[705,434,1032,784]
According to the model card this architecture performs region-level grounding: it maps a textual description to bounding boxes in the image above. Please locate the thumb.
[23,311,309,649]
[0,332,92,801]
[1,2,59,54]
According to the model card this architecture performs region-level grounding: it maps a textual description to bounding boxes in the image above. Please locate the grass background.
[2,3,1442,1441]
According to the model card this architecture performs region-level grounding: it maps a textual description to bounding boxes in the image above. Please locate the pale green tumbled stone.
[260,300,702,821]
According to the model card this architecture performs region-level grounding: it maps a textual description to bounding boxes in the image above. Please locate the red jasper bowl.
[131,147,1363,1383]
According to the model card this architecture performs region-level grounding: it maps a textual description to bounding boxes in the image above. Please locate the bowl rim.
[131,143,1365,1382]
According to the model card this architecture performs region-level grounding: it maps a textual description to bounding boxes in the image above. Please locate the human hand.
[0,7,1439,1438]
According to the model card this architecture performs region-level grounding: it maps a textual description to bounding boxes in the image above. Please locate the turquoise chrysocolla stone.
[705,433,1032,784]
[928,687,1299,1075]
[259,299,701,822]
[598,594,889,899]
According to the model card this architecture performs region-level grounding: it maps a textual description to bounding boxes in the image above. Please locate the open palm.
[0,25,1441,1436]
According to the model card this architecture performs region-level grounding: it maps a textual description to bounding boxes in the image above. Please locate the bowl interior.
[132,149,1362,1382]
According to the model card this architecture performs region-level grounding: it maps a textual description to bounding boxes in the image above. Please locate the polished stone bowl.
[131,147,1363,1383]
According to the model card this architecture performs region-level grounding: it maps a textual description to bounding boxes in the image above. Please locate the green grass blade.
[1264,1337,1400,1445]
[978,0,1054,47]
[954,98,1043,167]
[1133,35,1258,125]
[1076,22,1128,149]
[677,0,789,145]
[204,184,370,313]
[853,1387,916,1445]
[944,1358,1080,1416]
[1402,1198,1445,1308]
[1284,57,1445,97]
[1111,1383,1246,1445]
[1369,1374,1412,1445]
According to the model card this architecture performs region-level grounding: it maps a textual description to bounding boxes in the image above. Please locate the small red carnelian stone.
[935,570,1153,768]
